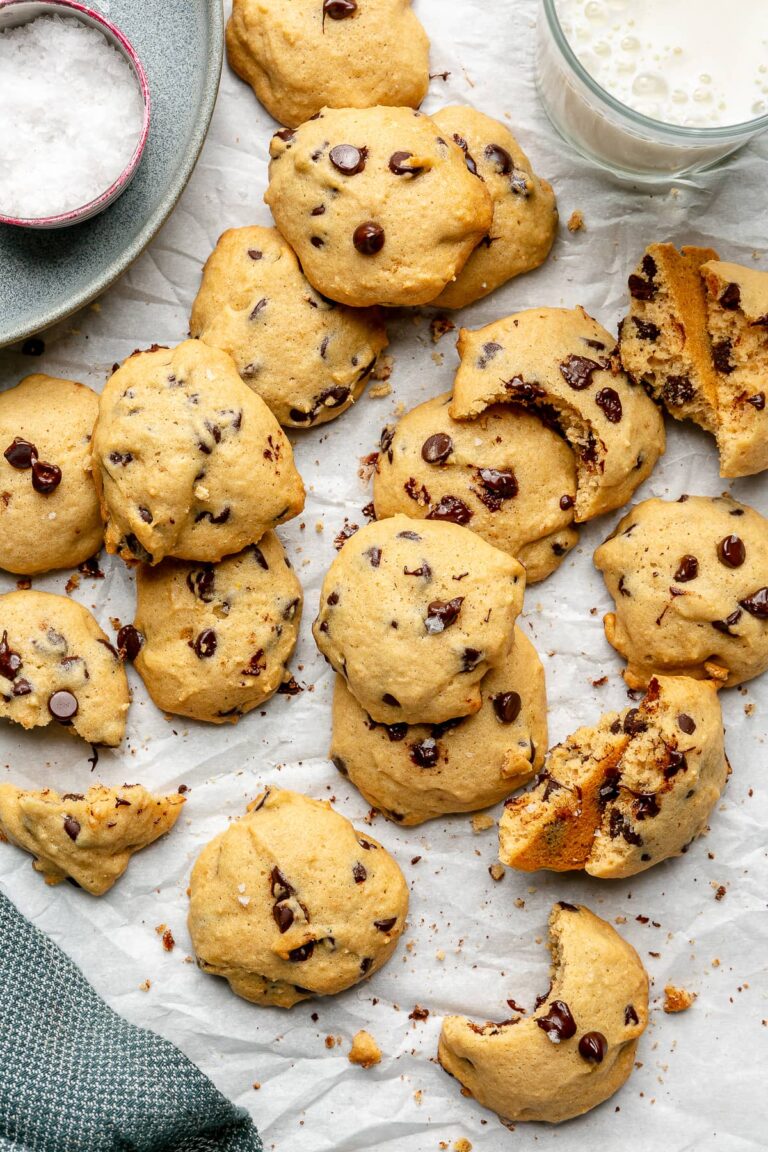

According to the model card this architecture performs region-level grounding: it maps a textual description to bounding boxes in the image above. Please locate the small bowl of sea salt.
[0,0,150,228]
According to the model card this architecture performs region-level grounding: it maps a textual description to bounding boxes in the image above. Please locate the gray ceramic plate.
[0,0,224,348]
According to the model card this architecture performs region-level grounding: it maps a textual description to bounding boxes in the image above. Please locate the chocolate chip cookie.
[500,675,727,878]
[438,902,648,1124]
[226,0,430,129]
[373,392,578,583]
[265,106,494,307]
[188,787,408,1008]
[450,307,665,521]
[0,783,185,894]
[133,532,302,723]
[91,340,305,565]
[312,514,525,725]
[0,374,102,574]
[595,495,768,688]
[429,106,558,309]
[330,626,547,824]
[0,590,130,746]
[190,226,388,428]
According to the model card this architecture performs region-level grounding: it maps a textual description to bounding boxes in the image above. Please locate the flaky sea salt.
[0,15,144,219]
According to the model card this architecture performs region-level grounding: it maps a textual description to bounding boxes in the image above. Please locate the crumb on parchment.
[471,813,495,833]
[348,1030,381,1068]
[488,863,505,882]
[567,210,585,232]
[664,985,696,1013]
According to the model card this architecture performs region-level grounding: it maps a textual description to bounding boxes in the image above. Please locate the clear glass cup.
[536,0,768,181]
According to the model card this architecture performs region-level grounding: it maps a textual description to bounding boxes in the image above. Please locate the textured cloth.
[0,891,262,1152]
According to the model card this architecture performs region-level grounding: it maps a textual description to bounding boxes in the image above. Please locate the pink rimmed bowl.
[0,0,151,228]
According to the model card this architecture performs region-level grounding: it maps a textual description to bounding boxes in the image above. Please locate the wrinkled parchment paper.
[1,2,767,1148]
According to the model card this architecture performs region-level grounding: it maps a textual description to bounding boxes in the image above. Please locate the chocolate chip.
[623,708,646,735]
[117,625,143,662]
[48,690,78,723]
[249,297,267,320]
[31,460,62,494]
[478,341,503,369]
[397,530,421,541]
[560,494,574,511]
[558,901,579,912]
[353,222,385,255]
[713,339,734,374]
[478,468,518,499]
[0,632,22,681]
[625,1004,639,1026]
[410,737,439,767]
[330,144,367,174]
[288,942,315,962]
[662,375,694,406]
[186,566,215,601]
[720,282,741,310]
[664,749,688,778]
[712,609,742,635]
[194,629,217,658]
[628,253,657,300]
[247,247,263,259]
[389,151,423,176]
[425,597,463,634]
[634,792,660,819]
[242,650,266,676]
[63,815,81,841]
[310,236,324,248]
[559,354,602,390]
[631,317,660,342]
[421,433,453,464]
[353,862,367,883]
[365,546,382,568]
[747,392,766,410]
[427,495,472,525]
[718,535,746,568]
[595,387,623,423]
[461,648,482,672]
[11,679,31,697]
[452,134,479,175]
[195,507,231,525]
[578,1031,607,1063]
[270,867,294,902]
[484,143,512,174]
[360,957,373,974]
[382,693,400,707]
[674,555,699,582]
[503,376,546,402]
[739,587,768,618]
[536,1000,576,1042]
[374,917,397,932]
[678,713,696,734]
[273,904,294,933]
[323,0,356,18]
[608,809,642,845]
[492,692,522,724]
[4,438,37,469]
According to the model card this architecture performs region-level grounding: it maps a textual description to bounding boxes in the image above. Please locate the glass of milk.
[537,0,768,179]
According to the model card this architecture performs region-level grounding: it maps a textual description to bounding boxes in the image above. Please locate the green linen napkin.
[0,890,262,1152]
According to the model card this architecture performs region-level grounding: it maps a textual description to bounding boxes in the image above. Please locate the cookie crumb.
[567,210,585,232]
[664,985,696,1013]
[154,924,175,952]
[488,863,505,882]
[368,381,392,399]
[325,1035,336,1049]
[348,1030,381,1068]
[252,1082,261,1090]
[454,1140,473,1152]
[409,1005,429,1022]
[430,314,455,343]
[371,354,393,382]
[139,979,151,992]
[713,883,727,901]
[471,813,495,833]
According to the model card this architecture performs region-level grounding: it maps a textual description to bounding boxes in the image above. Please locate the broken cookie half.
[438,902,648,1124]
[499,676,726,879]
[0,783,185,895]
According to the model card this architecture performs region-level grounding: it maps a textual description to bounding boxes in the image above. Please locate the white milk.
[555,0,768,128]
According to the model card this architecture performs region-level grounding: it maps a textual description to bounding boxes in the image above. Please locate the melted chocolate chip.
[323,0,356,18]
[310,236,324,248]
[712,609,742,635]
[382,693,400,707]
[634,792,660,819]
[11,679,31,697]
[677,713,696,734]
[410,737,439,768]
[628,253,657,300]
[194,629,217,658]
[558,901,579,912]
[720,282,741,310]
[0,632,22,681]
[503,376,546,401]
[422,433,453,464]
[492,691,522,724]
[674,555,699,583]
[747,392,766,410]
[608,809,642,846]
[63,815,81,841]
[353,862,367,883]
[664,749,688,778]
[425,597,463,634]
[389,150,423,176]
[598,769,621,806]
[478,468,518,499]
[625,1004,639,1026]
[353,222,385,255]
[31,460,62,494]
[662,375,694,406]
[578,1031,607,1063]
[426,495,472,525]
[242,650,266,676]
[484,143,512,174]
[461,648,482,672]
[536,1000,577,1042]
[740,587,768,618]
[186,566,215,601]
[560,494,575,511]
[360,957,373,974]
[117,625,143,662]
[623,708,647,735]
[718,535,746,568]
[288,942,315,962]
[374,917,397,932]
[559,354,602,390]
[4,438,37,469]
[248,247,264,259]
[631,316,660,342]
[48,690,78,723]
[452,134,479,175]
[365,546,382,568]
[249,297,267,320]
[478,341,502,368]
[273,904,294,933]
[595,387,623,423]
[713,339,734,374]
[330,144,367,174]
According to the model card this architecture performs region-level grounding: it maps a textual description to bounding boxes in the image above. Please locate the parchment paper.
[1,3,766,1149]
